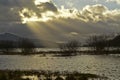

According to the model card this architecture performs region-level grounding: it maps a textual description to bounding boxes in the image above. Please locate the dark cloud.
[0,0,36,22]
[0,6,20,21]
[0,0,9,5]
[36,2,58,12]
[0,0,58,22]
[0,0,35,8]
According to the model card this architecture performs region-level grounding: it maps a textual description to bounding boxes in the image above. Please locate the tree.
[59,40,80,56]
[0,40,14,53]
[18,38,35,54]
[86,35,109,54]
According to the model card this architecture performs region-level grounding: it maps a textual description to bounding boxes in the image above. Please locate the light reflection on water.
[0,55,120,79]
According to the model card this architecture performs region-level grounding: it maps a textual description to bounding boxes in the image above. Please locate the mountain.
[0,33,22,42]
[0,33,52,48]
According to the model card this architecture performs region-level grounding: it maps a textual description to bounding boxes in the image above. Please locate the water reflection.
[0,55,120,79]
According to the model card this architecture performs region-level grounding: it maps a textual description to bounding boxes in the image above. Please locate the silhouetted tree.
[59,40,80,56]
[86,35,110,54]
[0,40,14,53]
[18,38,35,54]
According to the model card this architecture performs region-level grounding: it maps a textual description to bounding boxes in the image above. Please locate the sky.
[0,0,120,47]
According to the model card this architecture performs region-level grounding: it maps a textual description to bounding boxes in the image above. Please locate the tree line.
[86,34,120,54]
[0,38,35,54]
[59,34,120,56]
[0,34,120,55]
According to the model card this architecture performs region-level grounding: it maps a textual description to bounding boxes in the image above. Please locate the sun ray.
[25,22,61,47]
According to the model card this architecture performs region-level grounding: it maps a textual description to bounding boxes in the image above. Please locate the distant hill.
[0,33,22,42]
[0,33,47,48]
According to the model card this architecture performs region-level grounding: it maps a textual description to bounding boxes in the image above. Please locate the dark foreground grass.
[0,70,108,80]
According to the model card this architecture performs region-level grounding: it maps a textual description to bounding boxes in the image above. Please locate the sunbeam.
[25,21,62,47]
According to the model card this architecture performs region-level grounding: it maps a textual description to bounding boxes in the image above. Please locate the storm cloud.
[36,2,58,12]
[0,0,120,24]
[0,0,58,22]
[0,0,120,47]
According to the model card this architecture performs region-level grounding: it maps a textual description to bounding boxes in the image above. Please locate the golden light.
[20,16,52,24]
[19,8,54,24]
[34,0,51,5]
[20,17,39,24]
[18,5,78,47]
[25,21,61,47]
[19,8,40,23]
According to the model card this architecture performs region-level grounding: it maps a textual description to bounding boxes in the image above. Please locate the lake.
[0,55,120,79]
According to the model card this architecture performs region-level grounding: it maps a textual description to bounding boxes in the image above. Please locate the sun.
[20,16,52,24]
[19,13,52,24]
[34,0,51,5]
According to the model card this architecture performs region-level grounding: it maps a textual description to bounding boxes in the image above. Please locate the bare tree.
[86,35,109,54]
[59,40,80,56]
[18,38,35,54]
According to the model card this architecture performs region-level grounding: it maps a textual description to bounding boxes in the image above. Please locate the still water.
[0,55,120,79]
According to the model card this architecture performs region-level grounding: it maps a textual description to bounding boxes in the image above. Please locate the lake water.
[0,55,120,79]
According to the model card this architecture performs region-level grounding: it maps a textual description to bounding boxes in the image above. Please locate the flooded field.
[0,55,120,79]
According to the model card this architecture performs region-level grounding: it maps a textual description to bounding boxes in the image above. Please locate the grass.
[0,70,108,80]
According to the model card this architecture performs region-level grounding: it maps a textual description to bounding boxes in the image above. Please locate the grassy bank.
[0,70,108,80]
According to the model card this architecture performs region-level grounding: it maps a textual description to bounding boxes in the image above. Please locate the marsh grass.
[0,70,108,80]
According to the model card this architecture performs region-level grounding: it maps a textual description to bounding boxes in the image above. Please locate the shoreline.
[0,70,107,80]
[0,50,120,56]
